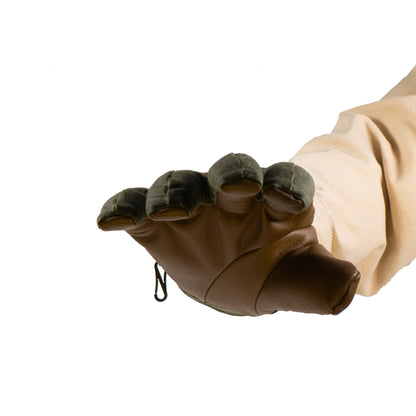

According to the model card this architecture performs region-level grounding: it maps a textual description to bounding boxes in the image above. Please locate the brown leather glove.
[97,153,360,316]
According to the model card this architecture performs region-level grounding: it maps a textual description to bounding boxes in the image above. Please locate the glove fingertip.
[97,187,148,231]
[97,215,136,231]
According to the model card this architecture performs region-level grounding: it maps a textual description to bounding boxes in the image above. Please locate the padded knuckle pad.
[146,170,212,219]
[263,162,315,210]
[208,153,263,214]
[97,188,148,229]
[208,153,263,192]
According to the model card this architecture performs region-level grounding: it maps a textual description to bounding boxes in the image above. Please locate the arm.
[290,66,416,295]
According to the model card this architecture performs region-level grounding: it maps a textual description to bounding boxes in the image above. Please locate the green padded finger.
[145,170,213,217]
[208,153,263,194]
[263,162,315,210]
[97,187,148,229]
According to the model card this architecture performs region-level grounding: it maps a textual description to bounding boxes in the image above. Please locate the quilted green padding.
[208,153,264,193]
[98,188,148,224]
[263,162,315,210]
[97,153,315,228]
[145,170,213,216]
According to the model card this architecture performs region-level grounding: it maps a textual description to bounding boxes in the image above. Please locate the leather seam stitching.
[203,247,261,303]
[254,241,316,315]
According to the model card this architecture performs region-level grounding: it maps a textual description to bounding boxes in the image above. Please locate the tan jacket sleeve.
[290,66,416,296]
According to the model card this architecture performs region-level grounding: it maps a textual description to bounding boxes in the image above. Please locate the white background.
[1,1,416,415]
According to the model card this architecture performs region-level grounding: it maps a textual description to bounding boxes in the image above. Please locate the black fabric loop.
[154,263,168,302]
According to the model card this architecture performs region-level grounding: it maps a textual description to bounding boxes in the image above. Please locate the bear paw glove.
[97,153,360,316]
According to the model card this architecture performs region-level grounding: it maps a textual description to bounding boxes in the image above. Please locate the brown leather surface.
[256,243,361,315]
[126,195,359,316]
[98,154,360,316]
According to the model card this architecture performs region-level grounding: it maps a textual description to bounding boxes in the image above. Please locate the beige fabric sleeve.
[290,66,416,296]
